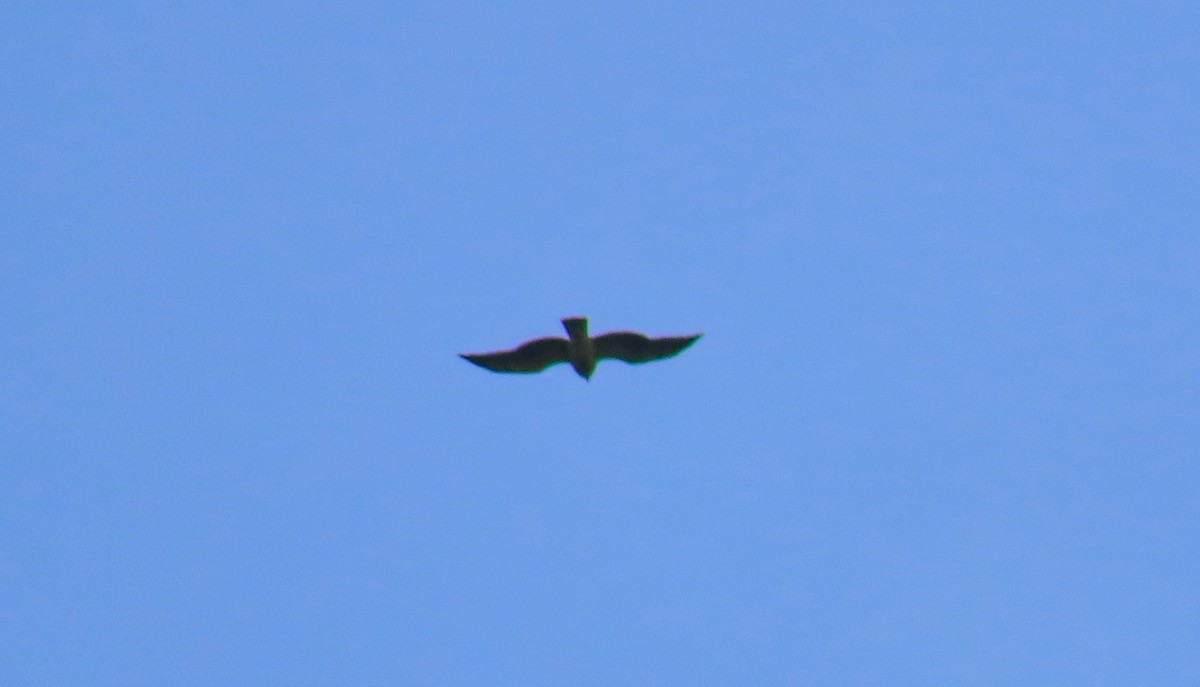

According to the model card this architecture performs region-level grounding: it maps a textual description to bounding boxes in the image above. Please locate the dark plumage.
[460,317,701,380]
[460,337,569,374]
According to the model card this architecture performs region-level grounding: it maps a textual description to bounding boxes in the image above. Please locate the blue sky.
[3,2,1198,684]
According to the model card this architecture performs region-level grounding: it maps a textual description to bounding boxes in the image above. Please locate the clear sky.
[3,2,1197,685]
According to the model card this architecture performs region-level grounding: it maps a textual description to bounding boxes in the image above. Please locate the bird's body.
[461,317,701,380]
[561,317,597,378]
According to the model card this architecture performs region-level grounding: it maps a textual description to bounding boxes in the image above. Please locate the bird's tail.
[561,317,588,340]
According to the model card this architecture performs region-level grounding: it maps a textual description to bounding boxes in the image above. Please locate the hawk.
[460,317,702,380]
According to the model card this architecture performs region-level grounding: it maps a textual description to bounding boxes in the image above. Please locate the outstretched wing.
[460,337,571,374]
[593,331,702,364]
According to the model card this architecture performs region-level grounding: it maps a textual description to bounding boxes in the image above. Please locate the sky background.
[3,2,1198,685]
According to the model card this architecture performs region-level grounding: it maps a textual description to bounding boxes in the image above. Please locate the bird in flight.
[460,317,702,380]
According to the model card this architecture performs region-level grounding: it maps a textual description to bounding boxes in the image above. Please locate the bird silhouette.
[460,317,702,380]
